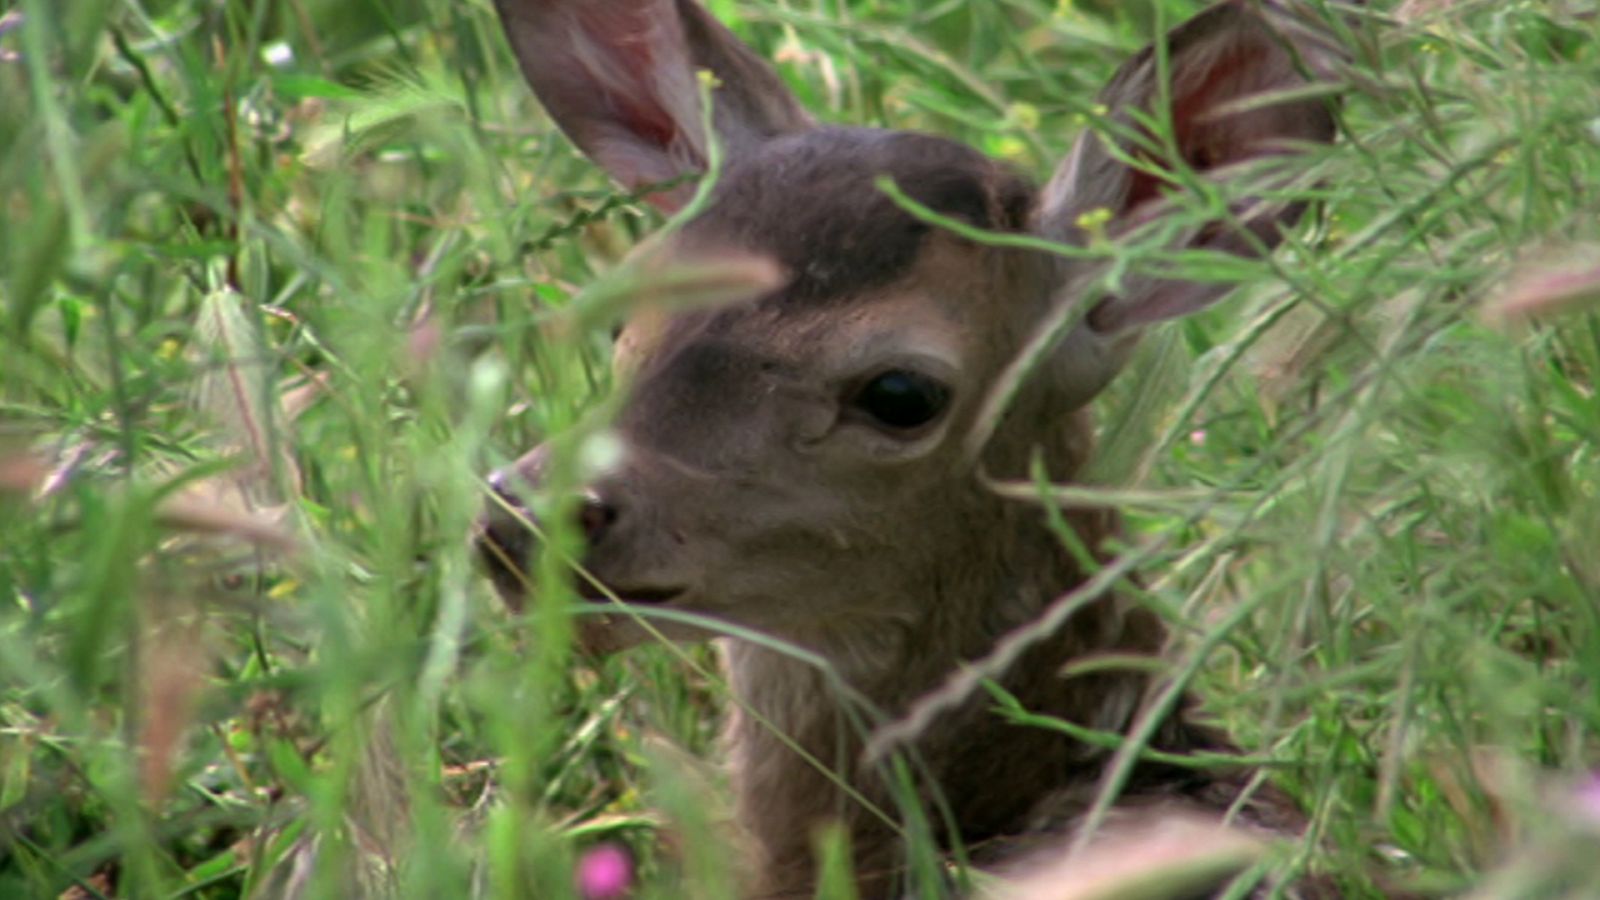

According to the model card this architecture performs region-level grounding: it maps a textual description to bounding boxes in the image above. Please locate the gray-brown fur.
[477,1,1349,897]
[684,127,1034,304]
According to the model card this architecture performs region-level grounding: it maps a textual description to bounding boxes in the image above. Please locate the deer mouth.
[576,580,684,605]
[474,523,683,609]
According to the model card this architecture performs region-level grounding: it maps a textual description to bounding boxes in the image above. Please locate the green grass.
[3,0,1600,897]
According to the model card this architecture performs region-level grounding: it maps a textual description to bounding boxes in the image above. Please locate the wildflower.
[576,842,634,900]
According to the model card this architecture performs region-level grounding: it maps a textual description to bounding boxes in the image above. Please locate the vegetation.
[2,0,1598,896]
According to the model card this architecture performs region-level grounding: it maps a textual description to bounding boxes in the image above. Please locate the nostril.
[578,492,619,545]
[478,478,534,566]
[478,503,530,569]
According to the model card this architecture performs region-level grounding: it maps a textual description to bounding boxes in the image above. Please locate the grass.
[2,0,1599,897]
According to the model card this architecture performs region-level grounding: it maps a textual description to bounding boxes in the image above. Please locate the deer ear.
[1037,0,1342,335]
[493,0,813,212]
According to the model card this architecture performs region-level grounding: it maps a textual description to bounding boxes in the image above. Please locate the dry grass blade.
[1482,245,1600,326]
[571,248,787,328]
[982,475,1239,514]
[193,289,272,474]
[155,487,298,553]
[0,452,48,495]
[137,607,211,808]
[2,450,295,550]
[982,816,1266,900]
[192,286,299,502]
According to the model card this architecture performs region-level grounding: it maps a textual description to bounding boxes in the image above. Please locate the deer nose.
[476,479,538,606]
[476,476,626,606]
[480,484,621,552]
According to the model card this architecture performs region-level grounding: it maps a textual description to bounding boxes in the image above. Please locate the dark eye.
[851,369,951,431]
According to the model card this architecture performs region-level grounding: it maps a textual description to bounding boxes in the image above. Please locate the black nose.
[475,479,623,605]
[477,482,537,605]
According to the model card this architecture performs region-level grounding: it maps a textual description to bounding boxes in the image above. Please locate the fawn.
[477,0,1348,896]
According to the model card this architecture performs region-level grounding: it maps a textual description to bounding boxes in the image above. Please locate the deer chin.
[573,585,725,655]
[474,532,687,622]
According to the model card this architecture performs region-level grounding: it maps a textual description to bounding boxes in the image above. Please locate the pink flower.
[576,842,634,900]
[1572,773,1600,828]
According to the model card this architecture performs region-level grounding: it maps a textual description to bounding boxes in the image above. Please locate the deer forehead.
[612,126,1042,380]
[612,235,1020,391]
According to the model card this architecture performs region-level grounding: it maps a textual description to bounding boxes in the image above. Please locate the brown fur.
[478,1,1349,896]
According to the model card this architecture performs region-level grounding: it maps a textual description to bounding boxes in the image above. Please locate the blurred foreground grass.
[2,0,1600,897]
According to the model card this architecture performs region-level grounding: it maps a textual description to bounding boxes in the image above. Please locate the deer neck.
[718,424,1169,896]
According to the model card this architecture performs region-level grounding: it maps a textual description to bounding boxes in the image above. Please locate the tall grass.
[1,0,1598,897]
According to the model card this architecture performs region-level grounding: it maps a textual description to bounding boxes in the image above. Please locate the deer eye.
[851,369,951,432]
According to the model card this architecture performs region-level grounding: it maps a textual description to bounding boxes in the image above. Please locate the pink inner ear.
[609,87,678,158]
[575,7,682,161]
[1123,45,1255,213]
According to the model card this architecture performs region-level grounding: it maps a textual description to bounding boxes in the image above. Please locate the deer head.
[476,2,1346,894]
[478,0,1340,662]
